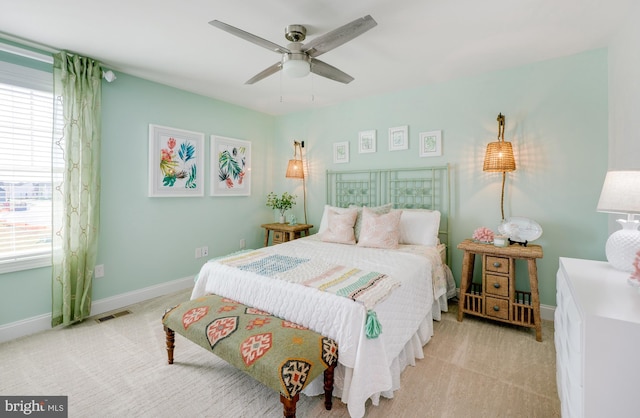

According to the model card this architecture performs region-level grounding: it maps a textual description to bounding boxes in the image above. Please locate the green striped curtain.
[51,51,102,327]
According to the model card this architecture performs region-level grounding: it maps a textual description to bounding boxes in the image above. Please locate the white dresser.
[555,257,640,418]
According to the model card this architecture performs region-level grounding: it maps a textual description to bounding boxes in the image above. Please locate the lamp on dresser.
[596,170,640,273]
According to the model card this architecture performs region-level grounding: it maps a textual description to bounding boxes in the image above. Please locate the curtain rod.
[0,32,57,64]
[0,33,117,82]
[0,42,53,64]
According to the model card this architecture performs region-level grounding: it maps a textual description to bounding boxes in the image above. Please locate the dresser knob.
[493,283,501,289]
[493,262,501,268]
[493,305,500,312]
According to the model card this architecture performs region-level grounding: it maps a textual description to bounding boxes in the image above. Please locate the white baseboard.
[89,275,194,317]
[0,275,194,344]
[540,304,555,321]
[0,312,51,345]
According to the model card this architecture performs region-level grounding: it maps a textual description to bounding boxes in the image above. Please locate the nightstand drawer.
[486,256,510,274]
[272,231,286,244]
[485,274,509,297]
[486,297,509,320]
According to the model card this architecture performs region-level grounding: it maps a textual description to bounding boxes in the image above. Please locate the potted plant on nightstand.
[266,192,297,223]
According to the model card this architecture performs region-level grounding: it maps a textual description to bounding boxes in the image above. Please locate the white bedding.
[191,235,449,418]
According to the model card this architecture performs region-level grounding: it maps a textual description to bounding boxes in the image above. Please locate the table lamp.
[596,170,640,272]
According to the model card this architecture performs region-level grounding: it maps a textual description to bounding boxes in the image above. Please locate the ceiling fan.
[208,15,377,85]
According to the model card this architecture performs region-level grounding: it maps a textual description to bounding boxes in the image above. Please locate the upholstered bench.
[161,294,338,418]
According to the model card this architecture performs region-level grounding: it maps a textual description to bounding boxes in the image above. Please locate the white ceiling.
[1,0,634,115]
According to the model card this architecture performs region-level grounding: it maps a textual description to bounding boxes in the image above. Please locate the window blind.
[0,60,55,273]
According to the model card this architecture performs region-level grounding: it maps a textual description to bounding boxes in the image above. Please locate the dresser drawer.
[485,296,509,320]
[485,274,509,297]
[486,256,510,274]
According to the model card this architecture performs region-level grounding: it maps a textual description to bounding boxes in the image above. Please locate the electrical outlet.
[240,239,246,249]
[202,246,208,257]
[95,264,104,278]
[195,247,202,259]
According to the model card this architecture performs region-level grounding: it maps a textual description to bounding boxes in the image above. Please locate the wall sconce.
[483,113,516,221]
[285,140,307,224]
[596,170,640,273]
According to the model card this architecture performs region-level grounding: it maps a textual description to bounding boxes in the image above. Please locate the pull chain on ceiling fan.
[208,15,377,85]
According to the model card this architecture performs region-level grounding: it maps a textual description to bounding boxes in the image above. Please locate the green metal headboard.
[326,164,451,262]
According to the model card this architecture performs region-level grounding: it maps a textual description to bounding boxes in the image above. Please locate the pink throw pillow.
[320,208,358,244]
[357,207,402,249]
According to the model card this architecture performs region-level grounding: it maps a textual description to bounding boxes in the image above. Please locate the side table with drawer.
[456,239,544,341]
[261,223,313,247]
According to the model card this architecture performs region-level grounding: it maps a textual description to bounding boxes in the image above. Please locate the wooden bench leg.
[164,326,175,365]
[323,363,335,410]
[280,393,299,418]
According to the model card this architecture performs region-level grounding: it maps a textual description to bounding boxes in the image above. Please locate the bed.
[191,165,453,418]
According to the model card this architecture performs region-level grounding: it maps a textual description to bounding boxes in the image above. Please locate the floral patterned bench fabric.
[162,294,338,399]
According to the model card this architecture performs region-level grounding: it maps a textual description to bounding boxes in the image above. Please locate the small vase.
[279,213,286,223]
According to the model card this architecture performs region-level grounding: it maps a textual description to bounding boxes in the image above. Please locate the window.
[0,60,58,273]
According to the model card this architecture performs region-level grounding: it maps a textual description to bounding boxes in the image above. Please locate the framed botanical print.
[358,130,376,153]
[333,141,349,163]
[388,125,408,151]
[419,130,442,157]
[211,135,251,196]
[148,124,204,197]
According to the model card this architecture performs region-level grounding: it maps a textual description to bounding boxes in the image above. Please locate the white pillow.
[318,205,353,234]
[399,209,441,246]
[357,207,402,249]
[320,208,358,244]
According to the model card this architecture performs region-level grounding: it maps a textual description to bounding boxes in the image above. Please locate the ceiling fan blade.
[245,62,283,85]
[310,59,354,84]
[209,20,290,54]
[303,15,377,58]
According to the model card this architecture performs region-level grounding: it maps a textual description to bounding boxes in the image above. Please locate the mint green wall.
[0,68,275,325]
[274,49,610,307]
[0,46,609,326]
[95,74,274,298]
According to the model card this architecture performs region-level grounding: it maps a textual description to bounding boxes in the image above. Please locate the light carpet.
[0,289,560,417]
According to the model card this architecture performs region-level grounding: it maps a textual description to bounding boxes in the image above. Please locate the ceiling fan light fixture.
[282,54,310,78]
[210,15,377,84]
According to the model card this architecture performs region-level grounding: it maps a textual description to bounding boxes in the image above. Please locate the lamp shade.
[483,141,516,172]
[596,171,640,214]
[285,159,304,179]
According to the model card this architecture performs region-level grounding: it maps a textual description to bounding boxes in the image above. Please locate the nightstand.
[456,239,544,341]
[261,223,313,246]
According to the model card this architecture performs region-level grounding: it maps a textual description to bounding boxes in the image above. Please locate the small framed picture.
[419,130,442,157]
[358,130,376,153]
[211,135,251,196]
[333,141,349,163]
[388,125,408,151]
[148,124,205,197]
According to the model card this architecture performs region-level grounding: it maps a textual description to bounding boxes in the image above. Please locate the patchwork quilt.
[215,250,401,311]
